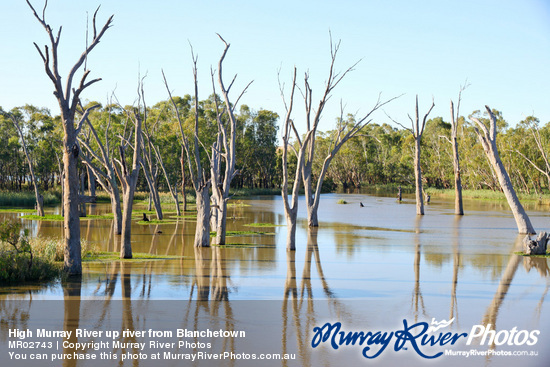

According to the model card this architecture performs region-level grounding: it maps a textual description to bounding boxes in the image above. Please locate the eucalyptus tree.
[513,116,550,191]
[0,108,44,216]
[470,106,535,234]
[143,104,181,216]
[26,0,113,274]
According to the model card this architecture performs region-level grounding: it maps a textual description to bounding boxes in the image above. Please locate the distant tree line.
[1,103,549,196]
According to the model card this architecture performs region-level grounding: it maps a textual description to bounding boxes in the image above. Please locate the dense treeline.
[1,102,549,197]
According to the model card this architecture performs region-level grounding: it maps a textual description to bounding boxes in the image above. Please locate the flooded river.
[1,193,549,366]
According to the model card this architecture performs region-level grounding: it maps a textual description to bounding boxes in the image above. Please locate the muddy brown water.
[0,193,549,366]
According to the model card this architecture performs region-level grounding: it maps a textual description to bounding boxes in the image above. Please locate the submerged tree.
[163,50,211,248]
[447,84,468,215]
[210,35,252,245]
[391,96,435,215]
[114,93,144,259]
[26,0,113,274]
[289,36,398,227]
[280,68,314,250]
[471,106,535,234]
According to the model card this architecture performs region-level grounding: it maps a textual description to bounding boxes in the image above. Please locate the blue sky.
[1,0,549,133]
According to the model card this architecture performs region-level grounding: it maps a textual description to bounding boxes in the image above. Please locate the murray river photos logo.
[310,318,540,359]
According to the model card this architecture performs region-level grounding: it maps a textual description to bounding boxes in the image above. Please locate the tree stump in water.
[397,186,402,202]
[142,213,150,222]
[523,232,549,255]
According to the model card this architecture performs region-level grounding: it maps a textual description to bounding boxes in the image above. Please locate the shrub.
[0,219,62,283]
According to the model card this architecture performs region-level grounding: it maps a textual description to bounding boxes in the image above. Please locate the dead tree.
[391,96,434,215]
[113,88,145,258]
[78,101,123,234]
[280,68,314,250]
[2,110,44,216]
[523,232,549,255]
[26,0,113,274]
[139,92,163,220]
[289,36,398,227]
[471,106,535,234]
[441,83,468,215]
[163,50,211,248]
[449,91,464,215]
[114,109,142,258]
[210,35,253,245]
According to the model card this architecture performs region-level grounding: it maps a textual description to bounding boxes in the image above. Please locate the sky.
[1,0,549,134]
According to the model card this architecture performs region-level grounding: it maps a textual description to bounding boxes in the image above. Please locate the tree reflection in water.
[282,228,351,366]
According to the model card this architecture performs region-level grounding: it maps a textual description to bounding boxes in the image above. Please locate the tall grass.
[0,237,61,283]
[0,190,61,207]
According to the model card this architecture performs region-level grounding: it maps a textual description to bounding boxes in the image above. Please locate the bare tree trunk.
[87,165,96,197]
[472,106,535,234]
[63,128,83,273]
[114,104,144,258]
[26,0,113,274]
[449,86,466,215]
[141,163,163,219]
[79,171,87,217]
[194,186,211,248]
[180,146,187,212]
[120,184,136,259]
[413,137,424,215]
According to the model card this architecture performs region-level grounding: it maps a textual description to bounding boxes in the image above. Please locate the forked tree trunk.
[285,210,298,251]
[115,108,144,259]
[210,35,252,245]
[392,96,434,216]
[472,106,535,234]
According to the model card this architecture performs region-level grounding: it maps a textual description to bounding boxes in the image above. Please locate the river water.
[0,193,549,366]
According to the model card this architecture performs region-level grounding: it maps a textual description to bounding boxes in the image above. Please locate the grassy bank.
[425,188,550,204]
